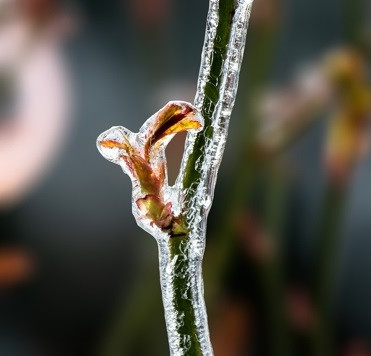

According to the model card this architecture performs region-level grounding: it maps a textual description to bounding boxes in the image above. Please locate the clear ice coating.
[97,101,203,238]
[97,0,254,355]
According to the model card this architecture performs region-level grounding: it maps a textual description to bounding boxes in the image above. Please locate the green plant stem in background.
[312,1,365,353]
[344,0,363,46]
[311,182,348,356]
[260,167,291,356]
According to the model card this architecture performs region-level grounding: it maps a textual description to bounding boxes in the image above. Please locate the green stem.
[164,2,237,351]
[158,231,210,355]
[163,0,253,354]
[183,0,236,190]
[260,167,291,356]
[167,235,204,355]
[311,182,348,356]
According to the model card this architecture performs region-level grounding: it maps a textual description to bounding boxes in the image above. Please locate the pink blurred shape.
[0,3,72,207]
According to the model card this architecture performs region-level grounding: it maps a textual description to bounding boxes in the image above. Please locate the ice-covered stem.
[97,102,209,355]
[158,232,209,355]
[182,0,253,195]
[97,0,253,355]
[168,0,253,354]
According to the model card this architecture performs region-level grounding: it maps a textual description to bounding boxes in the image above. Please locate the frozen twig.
[97,0,254,355]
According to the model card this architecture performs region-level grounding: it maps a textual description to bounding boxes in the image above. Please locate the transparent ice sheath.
[97,0,254,355]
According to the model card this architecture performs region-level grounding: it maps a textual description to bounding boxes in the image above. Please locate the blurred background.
[0,0,370,355]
